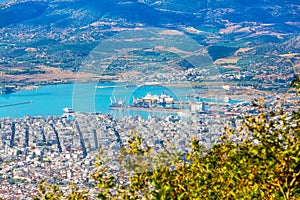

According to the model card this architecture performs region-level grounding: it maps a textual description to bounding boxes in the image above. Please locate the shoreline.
[1,78,293,104]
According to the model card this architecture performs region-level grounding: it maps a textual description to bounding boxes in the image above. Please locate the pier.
[95,82,161,89]
[110,105,183,114]
[0,101,33,108]
[95,84,136,89]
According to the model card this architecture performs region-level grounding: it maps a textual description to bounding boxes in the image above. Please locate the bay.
[0,83,240,119]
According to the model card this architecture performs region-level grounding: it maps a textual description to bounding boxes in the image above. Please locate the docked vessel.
[224,96,231,103]
[133,93,174,107]
[63,107,74,113]
[0,85,17,94]
[110,96,126,108]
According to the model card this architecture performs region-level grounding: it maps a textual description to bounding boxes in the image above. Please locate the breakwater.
[0,101,33,108]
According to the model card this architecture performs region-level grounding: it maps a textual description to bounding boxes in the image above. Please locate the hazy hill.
[0,0,299,28]
[0,0,299,78]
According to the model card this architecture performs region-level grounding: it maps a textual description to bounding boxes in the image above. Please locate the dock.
[95,84,136,89]
[110,106,183,114]
[95,82,162,89]
[0,101,33,108]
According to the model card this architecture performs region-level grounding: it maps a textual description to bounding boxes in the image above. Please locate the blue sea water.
[0,83,241,119]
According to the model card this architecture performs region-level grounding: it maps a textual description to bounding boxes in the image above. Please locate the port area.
[110,105,182,114]
[109,92,237,116]
[109,102,229,113]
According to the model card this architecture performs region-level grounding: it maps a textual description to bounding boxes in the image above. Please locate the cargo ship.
[133,93,174,108]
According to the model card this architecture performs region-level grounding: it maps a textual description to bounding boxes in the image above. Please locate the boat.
[159,93,174,104]
[224,97,231,103]
[125,83,136,88]
[0,85,16,94]
[143,82,162,86]
[133,93,174,107]
[63,107,74,113]
[95,85,119,89]
[110,97,126,108]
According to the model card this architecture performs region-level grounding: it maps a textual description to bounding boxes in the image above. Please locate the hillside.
[0,0,299,86]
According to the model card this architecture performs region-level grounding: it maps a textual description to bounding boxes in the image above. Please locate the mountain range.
[1,0,299,28]
[0,0,299,83]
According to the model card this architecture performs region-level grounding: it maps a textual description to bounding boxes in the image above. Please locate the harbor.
[0,82,248,119]
[109,92,238,116]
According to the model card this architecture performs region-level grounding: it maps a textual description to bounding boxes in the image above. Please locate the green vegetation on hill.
[207,45,239,61]
[5,69,45,75]
[0,1,47,28]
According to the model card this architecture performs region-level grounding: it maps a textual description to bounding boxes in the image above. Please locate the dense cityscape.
[0,93,299,198]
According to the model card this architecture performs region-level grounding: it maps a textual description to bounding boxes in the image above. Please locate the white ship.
[224,96,231,103]
[63,107,74,113]
[133,93,174,107]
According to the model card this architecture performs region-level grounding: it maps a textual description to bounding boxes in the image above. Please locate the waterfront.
[0,83,297,199]
[0,83,242,119]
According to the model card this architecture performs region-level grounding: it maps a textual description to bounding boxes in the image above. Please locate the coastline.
[1,71,292,104]
[0,79,280,102]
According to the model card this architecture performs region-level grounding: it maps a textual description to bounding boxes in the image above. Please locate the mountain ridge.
[0,0,299,80]
[0,0,299,28]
